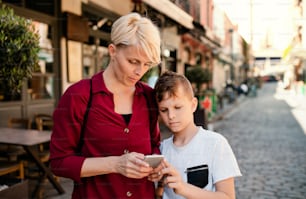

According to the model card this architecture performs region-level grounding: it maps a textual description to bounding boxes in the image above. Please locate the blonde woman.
[50,12,161,198]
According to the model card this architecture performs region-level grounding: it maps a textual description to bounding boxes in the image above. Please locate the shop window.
[82,43,109,78]
[0,83,21,101]
[183,47,191,63]
[28,21,54,100]
[165,49,177,72]
[28,73,54,100]
[195,53,202,65]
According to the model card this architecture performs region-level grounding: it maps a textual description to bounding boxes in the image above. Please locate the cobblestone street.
[213,82,306,199]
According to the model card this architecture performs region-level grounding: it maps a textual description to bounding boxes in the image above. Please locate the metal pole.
[229,28,234,81]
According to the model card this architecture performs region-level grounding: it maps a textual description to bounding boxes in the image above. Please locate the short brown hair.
[154,71,194,102]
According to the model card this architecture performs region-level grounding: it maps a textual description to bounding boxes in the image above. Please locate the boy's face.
[158,85,197,134]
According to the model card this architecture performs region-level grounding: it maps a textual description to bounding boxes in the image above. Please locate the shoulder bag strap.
[76,78,92,155]
[142,84,158,147]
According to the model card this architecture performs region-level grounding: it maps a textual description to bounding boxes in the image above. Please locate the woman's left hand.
[115,152,153,179]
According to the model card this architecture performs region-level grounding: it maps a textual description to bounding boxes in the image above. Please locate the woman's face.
[109,44,154,87]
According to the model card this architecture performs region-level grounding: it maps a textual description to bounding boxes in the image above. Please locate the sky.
[214,0,293,52]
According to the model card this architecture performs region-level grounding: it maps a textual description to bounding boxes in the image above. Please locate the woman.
[50,12,161,198]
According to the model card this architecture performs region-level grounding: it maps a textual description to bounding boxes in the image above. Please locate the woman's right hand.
[116,152,153,179]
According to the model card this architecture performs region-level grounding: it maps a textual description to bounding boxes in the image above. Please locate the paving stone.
[213,83,306,199]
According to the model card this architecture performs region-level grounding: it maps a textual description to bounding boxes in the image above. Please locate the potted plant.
[185,65,212,129]
[185,65,212,97]
[0,3,40,99]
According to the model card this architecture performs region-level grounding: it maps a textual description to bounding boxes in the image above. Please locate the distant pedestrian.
[150,71,242,199]
[225,80,237,103]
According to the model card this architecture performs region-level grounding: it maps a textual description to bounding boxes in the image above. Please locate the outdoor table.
[0,127,65,196]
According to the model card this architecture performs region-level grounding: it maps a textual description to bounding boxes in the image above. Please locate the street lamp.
[229,28,235,81]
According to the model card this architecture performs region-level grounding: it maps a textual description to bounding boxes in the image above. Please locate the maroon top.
[50,71,160,199]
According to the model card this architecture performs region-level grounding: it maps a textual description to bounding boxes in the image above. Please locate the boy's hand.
[160,160,187,195]
[147,159,165,182]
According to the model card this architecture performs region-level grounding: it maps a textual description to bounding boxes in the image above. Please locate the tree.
[185,65,212,97]
[0,4,40,96]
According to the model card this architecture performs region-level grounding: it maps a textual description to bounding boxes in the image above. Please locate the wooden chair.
[32,113,59,197]
[33,113,53,152]
[24,114,53,163]
[8,117,31,129]
[0,118,31,161]
[0,118,28,182]
[27,114,54,177]
[0,161,24,180]
[34,114,53,131]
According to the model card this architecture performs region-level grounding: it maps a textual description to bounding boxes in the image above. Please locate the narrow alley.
[213,82,306,199]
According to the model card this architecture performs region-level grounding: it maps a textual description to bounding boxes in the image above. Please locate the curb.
[208,96,247,124]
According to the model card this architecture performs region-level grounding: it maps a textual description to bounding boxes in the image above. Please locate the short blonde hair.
[111,12,161,65]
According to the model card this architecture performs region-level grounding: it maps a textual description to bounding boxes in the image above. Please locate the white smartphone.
[144,154,164,168]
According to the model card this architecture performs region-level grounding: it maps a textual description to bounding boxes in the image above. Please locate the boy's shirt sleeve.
[212,136,242,183]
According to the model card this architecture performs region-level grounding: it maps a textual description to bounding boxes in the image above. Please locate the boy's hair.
[154,71,194,102]
[111,12,161,65]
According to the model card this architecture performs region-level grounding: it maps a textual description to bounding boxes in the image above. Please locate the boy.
[153,71,241,199]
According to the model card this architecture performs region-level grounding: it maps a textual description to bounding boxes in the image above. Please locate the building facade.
[0,0,251,127]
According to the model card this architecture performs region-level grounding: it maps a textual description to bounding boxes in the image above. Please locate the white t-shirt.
[160,127,242,199]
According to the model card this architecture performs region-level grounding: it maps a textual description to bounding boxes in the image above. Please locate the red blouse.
[50,71,161,199]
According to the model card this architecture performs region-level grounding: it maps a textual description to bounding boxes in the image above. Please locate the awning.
[142,0,194,29]
[200,35,221,49]
[289,47,306,59]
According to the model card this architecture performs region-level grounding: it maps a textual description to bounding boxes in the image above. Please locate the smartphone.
[144,154,164,168]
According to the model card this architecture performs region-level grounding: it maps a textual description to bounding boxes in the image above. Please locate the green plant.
[0,4,40,94]
[185,65,212,96]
